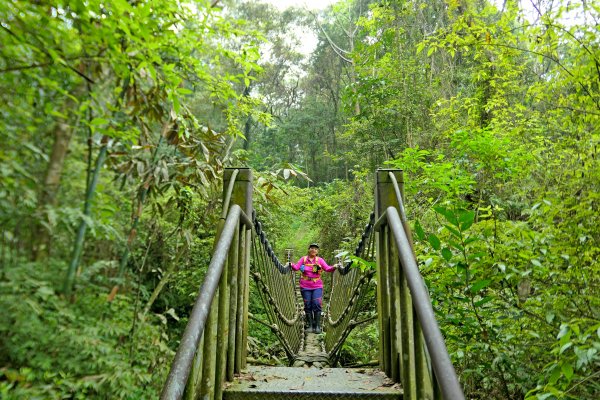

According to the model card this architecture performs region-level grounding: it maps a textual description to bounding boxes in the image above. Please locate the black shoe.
[314,313,322,334]
[306,312,314,333]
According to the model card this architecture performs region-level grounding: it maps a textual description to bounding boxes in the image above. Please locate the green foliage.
[0,0,268,395]
[526,320,600,399]
[338,322,378,366]
[246,280,288,366]
[0,261,172,398]
[305,172,374,260]
[2,0,600,397]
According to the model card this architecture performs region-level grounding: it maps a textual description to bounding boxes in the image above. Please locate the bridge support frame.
[375,169,435,400]
[177,168,253,400]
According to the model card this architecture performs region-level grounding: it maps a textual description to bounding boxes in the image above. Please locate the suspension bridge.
[160,168,464,400]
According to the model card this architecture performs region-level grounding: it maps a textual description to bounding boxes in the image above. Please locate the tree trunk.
[63,137,109,297]
[242,85,252,151]
[142,242,186,317]
[34,108,77,259]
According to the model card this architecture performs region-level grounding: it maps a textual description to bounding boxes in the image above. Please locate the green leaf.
[561,363,574,380]
[444,224,461,238]
[557,324,570,339]
[414,220,425,240]
[549,365,561,384]
[464,237,479,245]
[428,234,441,250]
[90,118,109,126]
[177,87,193,95]
[449,240,464,252]
[474,296,493,307]
[458,209,475,231]
[442,247,452,261]
[559,342,572,354]
[470,279,491,293]
[434,206,459,226]
[531,259,542,267]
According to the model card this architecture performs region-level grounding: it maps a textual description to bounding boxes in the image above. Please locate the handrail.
[388,171,408,223]
[376,206,465,400]
[221,169,239,219]
[250,212,303,361]
[159,167,463,400]
[161,204,249,400]
[325,211,377,364]
[253,213,291,274]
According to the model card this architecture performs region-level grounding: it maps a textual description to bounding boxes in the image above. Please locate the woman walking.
[289,243,337,333]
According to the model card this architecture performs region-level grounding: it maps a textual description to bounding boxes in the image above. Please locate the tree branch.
[307,9,353,64]
[472,40,600,111]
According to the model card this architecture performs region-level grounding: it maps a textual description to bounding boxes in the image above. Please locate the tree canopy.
[0,0,598,398]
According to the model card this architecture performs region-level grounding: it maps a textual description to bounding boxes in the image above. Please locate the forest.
[0,0,598,398]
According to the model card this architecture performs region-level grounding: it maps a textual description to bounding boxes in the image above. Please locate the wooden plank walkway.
[223,366,403,399]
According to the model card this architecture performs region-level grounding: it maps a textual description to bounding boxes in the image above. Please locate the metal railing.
[325,212,377,364]
[161,168,464,400]
[250,213,303,362]
[161,168,253,400]
[375,169,464,400]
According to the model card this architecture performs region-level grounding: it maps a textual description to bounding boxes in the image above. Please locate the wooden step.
[223,366,403,399]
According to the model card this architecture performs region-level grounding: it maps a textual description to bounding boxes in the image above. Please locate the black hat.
[308,243,319,249]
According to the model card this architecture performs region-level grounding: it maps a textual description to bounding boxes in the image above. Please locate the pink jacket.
[291,255,335,289]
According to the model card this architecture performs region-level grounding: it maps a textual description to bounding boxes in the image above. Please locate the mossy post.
[181,168,252,399]
[376,169,419,399]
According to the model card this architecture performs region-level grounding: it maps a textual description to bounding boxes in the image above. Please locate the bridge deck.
[223,366,403,399]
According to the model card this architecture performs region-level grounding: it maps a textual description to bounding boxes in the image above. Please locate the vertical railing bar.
[414,312,433,399]
[199,289,219,400]
[253,237,273,329]
[385,206,465,400]
[262,244,279,331]
[226,225,240,381]
[433,368,443,400]
[241,228,251,370]
[383,225,392,377]
[400,256,417,399]
[376,229,386,373]
[390,231,401,384]
[233,227,248,374]
[182,333,204,400]
[325,270,335,351]
[214,241,233,398]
